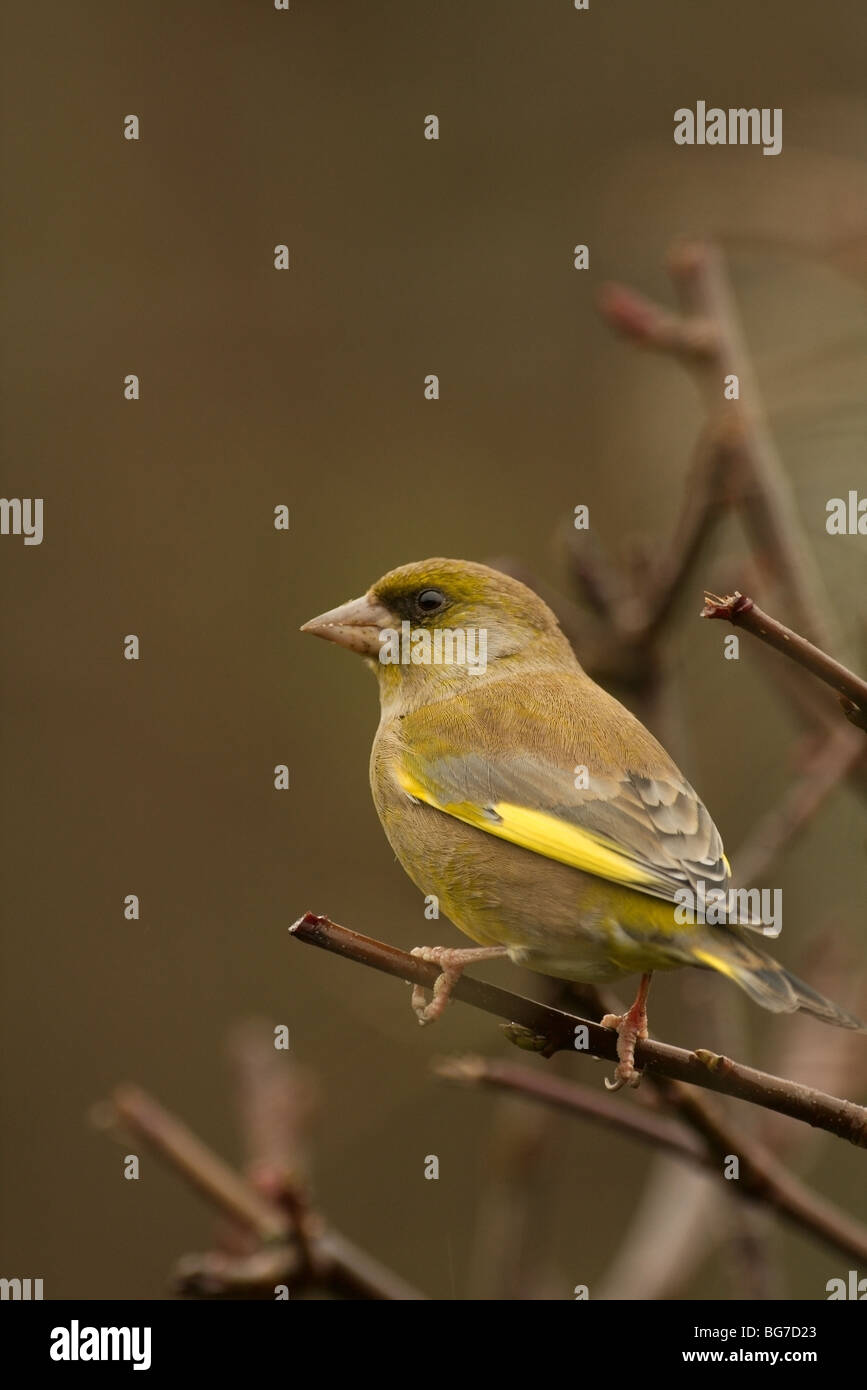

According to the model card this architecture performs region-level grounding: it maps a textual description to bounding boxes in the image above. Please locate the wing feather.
[394,682,730,906]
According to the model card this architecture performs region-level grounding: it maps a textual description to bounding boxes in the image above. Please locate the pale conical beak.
[300,593,393,657]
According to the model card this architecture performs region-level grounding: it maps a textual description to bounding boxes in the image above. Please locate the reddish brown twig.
[702,590,867,730]
[94,1076,427,1300]
[668,242,838,652]
[290,913,867,1147]
[583,242,865,1299]
[100,1084,290,1244]
[435,1055,706,1160]
[600,242,839,653]
[436,1055,867,1266]
[732,724,865,884]
[228,1023,320,1280]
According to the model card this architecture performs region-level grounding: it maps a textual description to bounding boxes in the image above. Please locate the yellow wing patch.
[692,948,738,979]
[397,767,668,895]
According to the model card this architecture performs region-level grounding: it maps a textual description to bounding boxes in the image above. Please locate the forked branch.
[289,914,867,1149]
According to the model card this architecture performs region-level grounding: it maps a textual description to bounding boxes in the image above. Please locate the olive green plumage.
[304,558,863,1030]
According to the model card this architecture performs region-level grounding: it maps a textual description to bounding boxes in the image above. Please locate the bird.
[301,557,863,1089]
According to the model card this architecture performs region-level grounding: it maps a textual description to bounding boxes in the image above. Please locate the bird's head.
[301,558,577,711]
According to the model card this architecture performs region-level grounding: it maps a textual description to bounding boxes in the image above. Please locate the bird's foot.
[409,945,508,1025]
[601,973,652,1092]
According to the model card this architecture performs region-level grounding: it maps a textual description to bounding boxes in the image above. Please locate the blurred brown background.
[1,1,866,1299]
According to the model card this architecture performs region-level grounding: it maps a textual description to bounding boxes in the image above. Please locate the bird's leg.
[409,945,509,1025]
[601,972,652,1092]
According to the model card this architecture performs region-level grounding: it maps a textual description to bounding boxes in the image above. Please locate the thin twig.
[600,242,840,653]
[94,1081,427,1300]
[586,241,864,1299]
[173,1230,426,1302]
[97,1084,291,1244]
[229,1023,319,1278]
[618,425,740,643]
[732,724,865,885]
[668,241,839,651]
[435,1055,867,1266]
[230,1020,316,1182]
[753,641,867,803]
[289,913,867,1147]
[435,1055,706,1160]
[702,590,867,729]
[654,1077,867,1265]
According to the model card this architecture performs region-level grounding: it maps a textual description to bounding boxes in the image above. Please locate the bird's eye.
[415,588,446,614]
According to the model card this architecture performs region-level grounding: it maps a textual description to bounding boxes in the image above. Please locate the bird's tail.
[690,929,865,1030]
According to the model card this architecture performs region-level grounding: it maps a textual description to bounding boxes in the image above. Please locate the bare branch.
[600,242,840,652]
[702,590,867,729]
[436,1055,867,1266]
[96,1084,290,1245]
[289,913,867,1148]
[668,242,839,650]
[616,424,741,643]
[94,1081,427,1301]
[435,1055,706,1160]
[732,724,865,885]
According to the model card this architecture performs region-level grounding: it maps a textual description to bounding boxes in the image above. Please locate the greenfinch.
[302,558,863,1088]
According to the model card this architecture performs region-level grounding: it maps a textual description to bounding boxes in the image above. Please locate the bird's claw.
[601,1004,649,1092]
[410,946,461,1025]
[408,944,509,1025]
[603,1060,643,1092]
